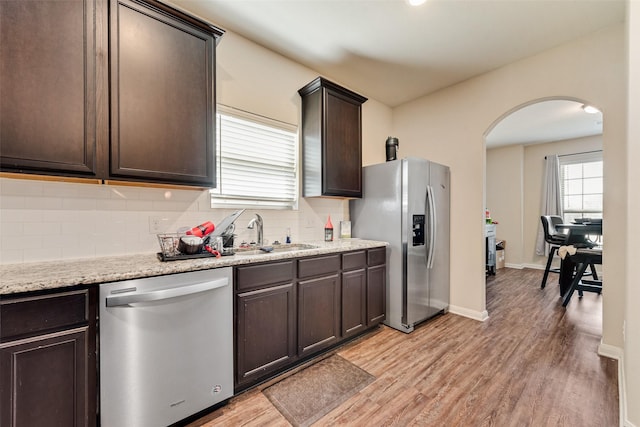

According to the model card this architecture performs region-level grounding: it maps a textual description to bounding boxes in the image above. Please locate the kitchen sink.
[235,243,319,256]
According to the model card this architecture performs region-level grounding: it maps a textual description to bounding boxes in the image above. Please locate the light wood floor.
[190,268,618,426]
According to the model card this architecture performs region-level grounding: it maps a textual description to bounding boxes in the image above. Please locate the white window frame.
[559,150,603,223]
[210,105,299,210]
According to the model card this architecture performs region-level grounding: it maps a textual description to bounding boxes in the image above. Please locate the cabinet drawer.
[298,255,341,279]
[1,290,88,341]
[235,261,295,291]
[368,247,386,266]
[342,251,366,271]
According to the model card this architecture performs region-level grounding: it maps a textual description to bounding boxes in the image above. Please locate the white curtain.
[535,154,563,256]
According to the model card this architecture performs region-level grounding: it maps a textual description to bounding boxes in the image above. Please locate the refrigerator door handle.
[426,184,437,269]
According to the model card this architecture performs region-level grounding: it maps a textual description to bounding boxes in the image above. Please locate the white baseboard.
[504,263,525,269]
[521,263,547,270]
[597,342,634,427]
[598,342,623,359]
[448,305,489,321]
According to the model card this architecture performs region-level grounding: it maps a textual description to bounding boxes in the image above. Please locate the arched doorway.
[483,97,603,292]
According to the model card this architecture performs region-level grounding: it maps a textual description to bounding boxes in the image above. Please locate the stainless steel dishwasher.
[99,267,233,427]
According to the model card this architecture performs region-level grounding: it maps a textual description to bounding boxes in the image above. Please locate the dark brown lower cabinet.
[235,283,296,389]
[0,288,97,427]
[234,247,386,392]
[298,274,340,357]
[341,268,367,338]
[367,264,386,325]
[234,261,296,391]
[0,329,89,426]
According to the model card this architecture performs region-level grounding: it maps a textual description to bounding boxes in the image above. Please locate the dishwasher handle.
[106,277,229,307]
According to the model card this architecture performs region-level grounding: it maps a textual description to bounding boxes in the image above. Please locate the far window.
[559,151,603,223]
[210,106,298,209]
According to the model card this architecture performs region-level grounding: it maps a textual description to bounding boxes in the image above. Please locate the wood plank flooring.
[190,268,618,426]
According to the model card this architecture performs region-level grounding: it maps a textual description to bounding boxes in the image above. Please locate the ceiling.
[169,0,623,146]
[485,99,604,147]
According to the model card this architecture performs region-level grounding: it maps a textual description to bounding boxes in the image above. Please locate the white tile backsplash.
[124,199,154,211]
[23,247,63,263]
[0,177,350,264]
[44,210,80,223]
[2,234,34,251]
[0,222,24,236]
[62,197,97,211]
[0,178,44,196]
[0,250,25,264]
[95,198,127,211]
[25,196,63,210]
[3,209,43,223]
[0,195,25,209]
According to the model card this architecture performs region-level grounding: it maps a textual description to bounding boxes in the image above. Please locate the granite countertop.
[0,239,387,295]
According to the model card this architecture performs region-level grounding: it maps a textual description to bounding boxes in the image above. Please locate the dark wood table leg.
[559,256,575,296]
[562,261,589,306]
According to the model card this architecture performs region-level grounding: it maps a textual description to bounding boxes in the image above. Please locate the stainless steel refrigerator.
[350,157,450,333]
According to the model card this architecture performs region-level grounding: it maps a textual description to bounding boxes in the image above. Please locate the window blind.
[559,150,603,220]
[211,106,298,209]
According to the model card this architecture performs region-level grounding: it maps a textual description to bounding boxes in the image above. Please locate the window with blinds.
[210,106,298,209]
[559,150,603,223]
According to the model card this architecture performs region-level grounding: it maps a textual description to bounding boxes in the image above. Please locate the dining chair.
[562,226,599,281]
[540,215,568,289]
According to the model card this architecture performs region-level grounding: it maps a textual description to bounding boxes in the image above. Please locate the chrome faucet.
[247,213,264,247]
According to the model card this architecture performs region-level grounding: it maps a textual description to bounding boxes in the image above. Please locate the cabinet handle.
[105,278,228,307]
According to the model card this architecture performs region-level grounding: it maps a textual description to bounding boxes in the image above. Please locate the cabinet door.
[299,77,366,198]
[0,0,107,177]
[323,89,363,197]
[298,274,340,357]
[341,269,367,338]
[367,264,386,325]
[0,328,90,427]
[236,283,296,389]
[110,0,217,186]
[0,288,97,427]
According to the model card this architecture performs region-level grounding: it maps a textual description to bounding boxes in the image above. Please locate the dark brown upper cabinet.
[298,77,367,198]
[110,0,223,186]
[0,0,108,178]
[1,0,223,188]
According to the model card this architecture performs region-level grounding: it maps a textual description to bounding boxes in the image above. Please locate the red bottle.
[186,221,215,237]
[324,215,334,242]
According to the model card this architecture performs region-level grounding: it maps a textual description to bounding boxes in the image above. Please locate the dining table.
[555,221,603,297]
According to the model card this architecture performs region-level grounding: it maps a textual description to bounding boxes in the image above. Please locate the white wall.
[486,144,524,267]
[0,30,393,264]
[625,1,639,425]
[486,135,603,269]
[392,25,627,346]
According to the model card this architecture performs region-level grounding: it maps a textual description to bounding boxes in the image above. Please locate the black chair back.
[541,215,567,245]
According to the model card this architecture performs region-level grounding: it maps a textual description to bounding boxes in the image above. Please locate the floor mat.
[263,354,375,426]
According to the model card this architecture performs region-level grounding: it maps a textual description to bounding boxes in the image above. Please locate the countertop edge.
[0,240,388,296]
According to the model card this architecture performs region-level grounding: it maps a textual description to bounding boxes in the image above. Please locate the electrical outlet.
[305,217,315,228]
[149,216,171,234]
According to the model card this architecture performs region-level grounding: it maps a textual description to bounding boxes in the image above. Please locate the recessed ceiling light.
[408,0,427,6]
[582,104,601,114]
